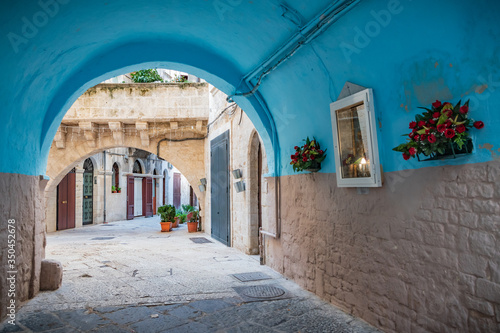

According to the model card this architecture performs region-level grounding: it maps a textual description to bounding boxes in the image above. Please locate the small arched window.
[133,160,142,174]
[112,163,119,188]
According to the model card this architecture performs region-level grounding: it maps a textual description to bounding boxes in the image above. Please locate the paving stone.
[0,323,24,333]
[103,306,157,325]
[92,324,134,332]
[225,321,277,333]
[130,314,187,332]
[162,320,215,333]
[17,312,65,332]
[168,305,203,320]
[188,299,232,313]
[276,309,356,333]
[55,309,111,331]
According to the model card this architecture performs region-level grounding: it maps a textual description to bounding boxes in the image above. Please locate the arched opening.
[112,163,120,191]
[82,158,94,225]
[248,131,263,255]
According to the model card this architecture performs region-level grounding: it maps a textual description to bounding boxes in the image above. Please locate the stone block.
[458,253,487,277]
[469,231,496,257]
[467,183,494,199]
[465,295,494,316]
[458,212,478,228]
[472,199,500,214]
[40,259,63,291]
[476,278,500,303]
[444,183,467,198]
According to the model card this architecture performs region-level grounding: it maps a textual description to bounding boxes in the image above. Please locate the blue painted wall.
[0,0,499,177]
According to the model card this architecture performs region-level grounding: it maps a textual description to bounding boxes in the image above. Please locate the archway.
[248,131,263,255]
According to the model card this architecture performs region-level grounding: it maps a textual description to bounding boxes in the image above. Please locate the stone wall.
[265,161,500,332]
[0,174,46,321]
[64,83,209,122]
[204,87,273,253]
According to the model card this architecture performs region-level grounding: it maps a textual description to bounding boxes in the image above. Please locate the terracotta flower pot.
[187,221,198,233]
[173,217,180,228]
[112,190,117,193]
[160,221,172,232]
[186,212,194,221]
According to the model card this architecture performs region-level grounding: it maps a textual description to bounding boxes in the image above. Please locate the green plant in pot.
[174,211,184,228]
[187,210,199,233]
[111,185,117,193]
[116,187,121,193]
[157,205,175,232]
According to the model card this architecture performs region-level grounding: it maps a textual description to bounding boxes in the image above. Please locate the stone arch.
[247,130,263,255]
[133,158,145,174]
[45,140,205,210]
[39,40,278,179]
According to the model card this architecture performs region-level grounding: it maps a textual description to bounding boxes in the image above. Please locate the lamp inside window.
[330,88,381,187]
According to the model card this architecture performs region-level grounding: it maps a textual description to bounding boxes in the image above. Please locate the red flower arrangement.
[290,137,327,172]
[393,99,484,160]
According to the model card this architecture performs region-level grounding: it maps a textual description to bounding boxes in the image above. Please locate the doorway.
[173,172,181,209]
[210,131,230,246]
[82,158,94,225]
[57,169,76,230]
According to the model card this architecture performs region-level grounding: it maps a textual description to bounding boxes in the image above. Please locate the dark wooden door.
[210,131,230,246]
[173,173,181,209]
[143,177,153,217]
[152,178,157,214]
[163,174,166,205]
[127,176,134,220]
[57,172,76,230]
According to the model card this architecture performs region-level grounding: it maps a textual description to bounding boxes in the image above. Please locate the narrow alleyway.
[1,218,379,332]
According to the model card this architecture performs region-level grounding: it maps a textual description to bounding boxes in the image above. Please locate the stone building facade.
[45,147,194,232]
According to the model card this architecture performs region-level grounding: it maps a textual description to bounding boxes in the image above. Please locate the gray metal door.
[210,131,230,246]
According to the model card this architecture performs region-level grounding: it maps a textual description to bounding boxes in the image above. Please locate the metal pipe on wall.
[103,150,107,224]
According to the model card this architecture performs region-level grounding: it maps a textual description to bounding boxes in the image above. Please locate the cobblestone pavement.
[1,218,380,333]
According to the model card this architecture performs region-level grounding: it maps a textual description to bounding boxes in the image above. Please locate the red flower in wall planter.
[393,99,484,161]
[290,137,327,172]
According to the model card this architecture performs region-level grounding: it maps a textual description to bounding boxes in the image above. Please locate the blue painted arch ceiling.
[0,0,499,177]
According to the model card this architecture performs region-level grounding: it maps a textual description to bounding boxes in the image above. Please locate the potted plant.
[290,137,327,172]
[111,185,117,193]
[117,187,121,193]
[393,99,484,161]
[187,210,199,233]
[174,211,183,228]
[157,205,176,232]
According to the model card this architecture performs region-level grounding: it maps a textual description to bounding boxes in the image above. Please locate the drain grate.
[91,237,115,240]
[100,224,116,227]
[190,237,213,244]
[232,272,272,282]
[241,286,285,298]
[233,284,292,302]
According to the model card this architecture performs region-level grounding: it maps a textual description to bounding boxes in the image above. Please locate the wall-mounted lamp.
[234,180,245,193]
[232,169,242,179]
[94,176,97,184]
[200,178,207,185]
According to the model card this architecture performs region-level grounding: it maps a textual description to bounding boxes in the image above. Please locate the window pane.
[335,102,371,179]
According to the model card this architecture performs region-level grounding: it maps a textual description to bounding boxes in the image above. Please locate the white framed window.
[330,88,382,187]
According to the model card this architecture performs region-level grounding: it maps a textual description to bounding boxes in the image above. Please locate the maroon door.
[143,177,153,217]
[163,175,166,205]
[57,172,76,230]
[127,176,134,220]
[173,173,181,209]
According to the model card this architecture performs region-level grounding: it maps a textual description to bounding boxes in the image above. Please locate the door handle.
[62,201,67,204]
